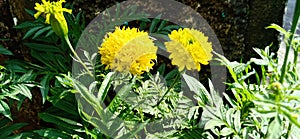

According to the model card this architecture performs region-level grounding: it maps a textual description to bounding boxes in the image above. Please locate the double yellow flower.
[99,27,213,75]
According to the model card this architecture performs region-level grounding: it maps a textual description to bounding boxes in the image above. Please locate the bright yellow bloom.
[165,28,213,71]
[34,0,72,37]
[99,27,157,75]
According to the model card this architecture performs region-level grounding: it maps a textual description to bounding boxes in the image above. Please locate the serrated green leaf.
[0,100,12,120]
[97,72,114,103]
[204,119,225,130]
[220,127,234,136]
[182,73,212,105]
[11,84,32,99]
[234,110,241,132]
[223,93,236,107]
[266,116,281,139]
[225,109,235,127]
[40,74,53,104]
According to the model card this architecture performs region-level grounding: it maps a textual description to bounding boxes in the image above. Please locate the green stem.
[293,43,299,72]
[280,0,300,83]
[280,38,294,83]
[64,36,93,77]
[285,122,293,139]
[155,72,180,107]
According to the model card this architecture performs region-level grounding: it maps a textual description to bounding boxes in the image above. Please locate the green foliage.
[138,15,182,51]
[0,66,37,120]
[199,29,300,139]
[0,45,13,55]
[0,117,28,138]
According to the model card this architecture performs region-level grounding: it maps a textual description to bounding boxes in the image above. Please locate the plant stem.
[280,0,300,83]
[155,72,180,107]
[293,43,299,72]
[285,123,293,139]
[64,36,94,77]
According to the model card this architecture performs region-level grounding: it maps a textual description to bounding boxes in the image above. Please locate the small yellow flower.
[34,0,72,37]
[165,28,213,71]
[99,27,157,75]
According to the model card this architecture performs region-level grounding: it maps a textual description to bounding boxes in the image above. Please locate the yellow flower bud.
[50,13,69,37]
[34,0,72,37]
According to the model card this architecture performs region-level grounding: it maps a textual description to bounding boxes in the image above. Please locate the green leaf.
[13,21,38,29]
[0,45,13,55]
[250,58,268,65]
[39,113,83,131]
[165,69,178,81]
[233,110,241,132]
[157,63,166,76]
[220,127,234,136]
[223,93,236,107]
[0,100,12,120]
[34,128,72,138]
[48,97,78,116]
[204,119,225,130]
[40,74,54,104]
[182,73,212,105]
[97,72,114,103]
[157,20,168,31]
[0,123,27,138]
[265,24,288,36]
[32,26,52,39]
[162,25,182,32]
[17,70,35,82]
[45,29,55,37]
[149,14,162,33]
[22,26,44,39]
[24,8,35,17]
[225,109,234,127]
[11,84,32,100]
[24,43,61,53]
[266,115,281,139]
[0,117,10,127]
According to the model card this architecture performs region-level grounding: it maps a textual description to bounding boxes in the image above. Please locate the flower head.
[165,28,213,71]
[34,0,72,37]
[99,27,157,75]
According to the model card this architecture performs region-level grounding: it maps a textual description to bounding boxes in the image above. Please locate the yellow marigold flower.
[99,27,157,75]
[165,28,213,71]
[34,0,72,37]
